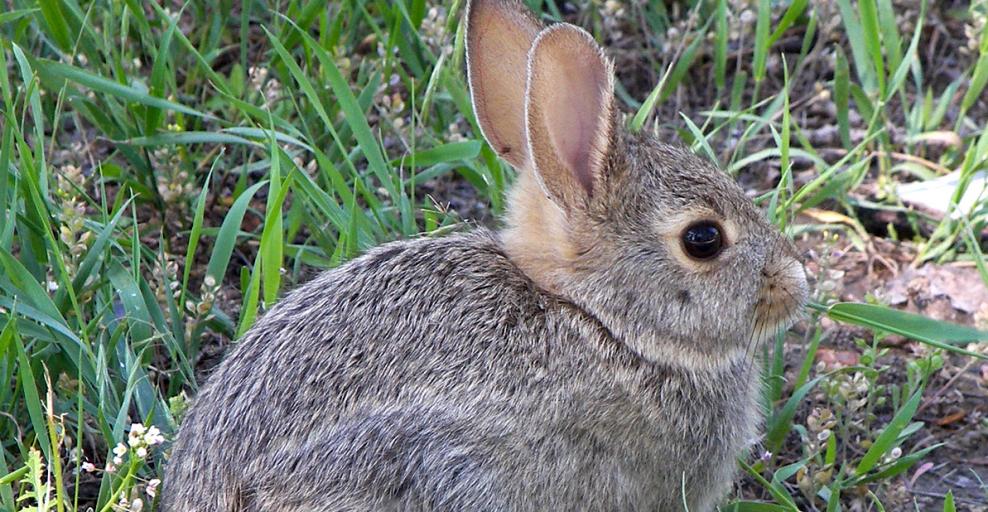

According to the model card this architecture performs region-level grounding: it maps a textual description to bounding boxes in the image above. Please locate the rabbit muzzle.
[752,256,809,340]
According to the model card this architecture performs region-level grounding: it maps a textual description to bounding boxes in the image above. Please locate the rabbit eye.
[681,222,723,260]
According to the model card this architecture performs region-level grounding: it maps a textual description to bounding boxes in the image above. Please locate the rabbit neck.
[500,170,580,295]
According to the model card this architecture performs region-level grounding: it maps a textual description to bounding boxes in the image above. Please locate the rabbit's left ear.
[525,24,615,210]
[466,0,544,170]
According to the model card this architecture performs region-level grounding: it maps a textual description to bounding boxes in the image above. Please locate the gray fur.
[164,229,767,511]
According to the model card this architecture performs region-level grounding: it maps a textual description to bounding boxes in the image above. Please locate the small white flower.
[112,455,123,466]
[130,423,146,436]
[113,443,128,457]
[130,498,144,511]
[81,462,97,472]
[146,478,161,498]
[136,447,148,458]
[104,462,117,473]
[145,426,164,445]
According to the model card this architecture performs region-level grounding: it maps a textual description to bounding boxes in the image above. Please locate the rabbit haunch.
[162,0,808,510]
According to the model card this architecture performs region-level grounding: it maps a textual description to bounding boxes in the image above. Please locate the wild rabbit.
[163,0,809,510]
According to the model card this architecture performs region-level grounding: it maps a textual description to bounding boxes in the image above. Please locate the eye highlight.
[681,221,724,260]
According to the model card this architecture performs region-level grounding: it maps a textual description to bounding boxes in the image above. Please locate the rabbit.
[162,0,809,510]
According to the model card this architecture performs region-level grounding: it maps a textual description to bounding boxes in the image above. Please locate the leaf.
[737,459,799,511]
[765,376,825,453]
[37,0,72,51]
[0,249,64,323]
[33,59,209,118]
[752,0,772,85]
[389,141,482,168]
[818,302,988,358]
[259,145,289,307]
[121,131,262,148]
[0,9,38,26]
[205,180,268,286]
[236,252,263,338]
[835,0,877,92]
[943,490,956,512]
[767,0,809,46]
[725,502,794,512]
[854,444,941,484]
[834,48,851,148]
[855,389,922,476]
[8,318,54,462]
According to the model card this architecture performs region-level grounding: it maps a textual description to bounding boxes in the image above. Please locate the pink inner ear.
[526,25,613,200]
[545,58,607,195]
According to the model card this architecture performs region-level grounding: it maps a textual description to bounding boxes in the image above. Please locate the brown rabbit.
[162,1,809,510]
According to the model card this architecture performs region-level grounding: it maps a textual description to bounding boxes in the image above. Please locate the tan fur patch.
[501,171,577,294]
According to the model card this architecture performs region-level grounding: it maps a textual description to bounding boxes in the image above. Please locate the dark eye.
[681,222,724,260]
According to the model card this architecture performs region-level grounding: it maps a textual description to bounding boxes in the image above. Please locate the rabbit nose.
[755,257,809,330]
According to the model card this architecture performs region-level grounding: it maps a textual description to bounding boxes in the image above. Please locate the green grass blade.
[9,317,54,462]
[122,131,262,148]
[960,4,988,116]
[32,59,209,118]
[0,8,38,25]
[855,388,921,476]
[752,0,772,86]
[767,0,809,47]
[834,0,877,92]
[857,0,886,94]
[390,141,482,168]
[259,144,288,307]
[765,375,825,453]
[943,490,956,512]
[834,48,851,149]
[204,180,267,287]
[236,252,263,338]
[820,302,988,346]
[37,0,73,51]
[714,0,727,90]
[270,22,395,199]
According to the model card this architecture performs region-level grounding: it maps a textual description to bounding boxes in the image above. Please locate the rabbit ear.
[525,24,615,209]
[466,0,543,169]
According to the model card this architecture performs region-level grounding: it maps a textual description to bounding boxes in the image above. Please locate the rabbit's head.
[466,0,808,369]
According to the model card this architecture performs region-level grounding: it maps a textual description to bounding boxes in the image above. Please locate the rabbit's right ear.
[525,24,615,212]
[466,0,543,169]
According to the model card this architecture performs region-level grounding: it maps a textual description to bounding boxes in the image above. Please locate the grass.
[1,0,987,510]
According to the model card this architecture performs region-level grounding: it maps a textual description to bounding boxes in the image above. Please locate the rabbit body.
[164,228,759,512]
[165,1,809,509]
